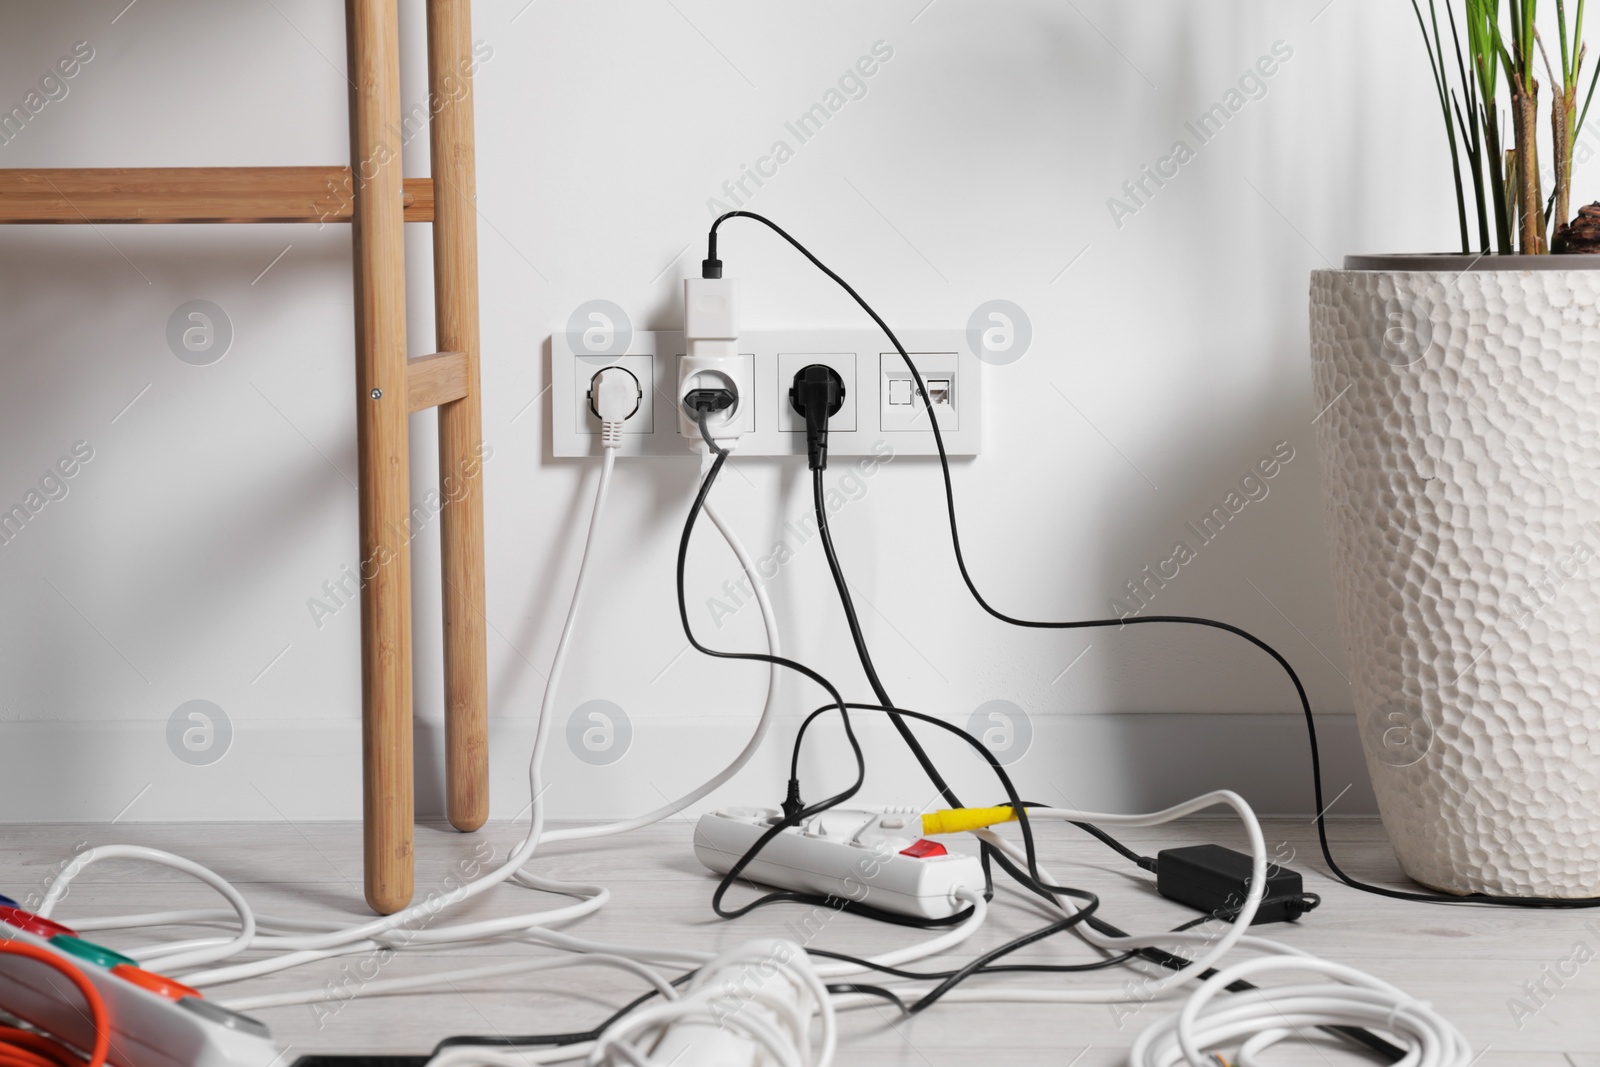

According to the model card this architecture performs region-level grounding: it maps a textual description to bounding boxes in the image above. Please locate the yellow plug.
[920,806,1020,835]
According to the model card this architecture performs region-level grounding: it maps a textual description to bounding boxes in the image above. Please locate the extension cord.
[0,924,284,1067]
[694,808,984,921]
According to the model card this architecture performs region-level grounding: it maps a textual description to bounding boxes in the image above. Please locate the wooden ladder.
[0,0,490,915]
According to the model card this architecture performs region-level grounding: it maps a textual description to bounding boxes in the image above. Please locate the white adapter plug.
[679,276,753,448]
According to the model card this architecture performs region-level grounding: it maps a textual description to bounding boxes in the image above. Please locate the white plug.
[679,276,751,450]
[588,366,641,450]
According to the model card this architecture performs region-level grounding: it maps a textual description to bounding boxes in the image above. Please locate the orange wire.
[0,942,109,1067]
[0,1027,84,1067]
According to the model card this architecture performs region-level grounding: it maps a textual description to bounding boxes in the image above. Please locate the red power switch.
[899,839,947,859]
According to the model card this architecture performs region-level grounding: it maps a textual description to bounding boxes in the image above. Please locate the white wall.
[0,0,1472,823]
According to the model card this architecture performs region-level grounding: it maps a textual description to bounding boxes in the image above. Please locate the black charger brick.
[1155,843,1309,924]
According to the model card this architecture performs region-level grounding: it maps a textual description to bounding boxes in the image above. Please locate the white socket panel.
[551,330,980,459]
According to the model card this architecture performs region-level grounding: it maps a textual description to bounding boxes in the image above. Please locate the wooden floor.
[3,818,1597,1066]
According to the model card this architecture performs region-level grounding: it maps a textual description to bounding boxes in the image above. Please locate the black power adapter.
[1154,844,1317,924]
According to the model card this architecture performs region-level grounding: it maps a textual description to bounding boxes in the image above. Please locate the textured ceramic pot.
[1310,255,1600,897]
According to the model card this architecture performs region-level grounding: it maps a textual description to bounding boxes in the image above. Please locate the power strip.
[0,923,286,1067]
[550,329,982,458]
[694,807,985,920]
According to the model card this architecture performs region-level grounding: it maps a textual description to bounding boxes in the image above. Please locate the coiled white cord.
[1127,955,1472,1067]
[592,939,835,1067]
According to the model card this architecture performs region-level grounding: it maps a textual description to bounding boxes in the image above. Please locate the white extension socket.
[0,925,286,1067]
[694,807,985,920]
[551,330,981,458]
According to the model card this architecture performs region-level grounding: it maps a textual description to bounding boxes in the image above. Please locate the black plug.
[780,778,803,821]
[684,387,736,453]
[684,387,735,416]
[788,364,846,471]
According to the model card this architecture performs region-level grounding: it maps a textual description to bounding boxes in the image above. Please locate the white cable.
[924,791,1267,1004]
[68,911,348,934]
[37,418,792,997]
[36,845,257,972]
[1127,955,1472,1067]
[219,953,678,1013]
[536,457,781,846]
[44,451,626,988]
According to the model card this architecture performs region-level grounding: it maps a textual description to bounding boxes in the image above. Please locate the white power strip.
[0,925,286,1067]
[693,807,985,920]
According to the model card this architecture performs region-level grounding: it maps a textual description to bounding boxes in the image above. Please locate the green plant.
[1412,0,1600,252]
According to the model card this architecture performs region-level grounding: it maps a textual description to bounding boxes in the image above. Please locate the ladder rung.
[407,351,469,412]
[0,168,434,224]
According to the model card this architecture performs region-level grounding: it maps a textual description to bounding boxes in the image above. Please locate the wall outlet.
[551,330,980,458]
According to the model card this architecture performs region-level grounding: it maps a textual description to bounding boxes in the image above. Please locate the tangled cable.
[1128,955,1472,1067]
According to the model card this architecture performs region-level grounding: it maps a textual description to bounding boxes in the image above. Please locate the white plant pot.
[1310,255,1600,898]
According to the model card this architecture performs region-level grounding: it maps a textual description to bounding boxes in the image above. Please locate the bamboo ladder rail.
[0,0,490,915]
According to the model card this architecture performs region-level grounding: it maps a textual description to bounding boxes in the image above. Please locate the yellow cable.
[919,806,1020,835]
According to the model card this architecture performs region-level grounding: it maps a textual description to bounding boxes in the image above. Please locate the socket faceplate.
[551,330,980,458]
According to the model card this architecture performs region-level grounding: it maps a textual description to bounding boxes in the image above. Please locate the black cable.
[786,699,1101,915]
[431,972,697,1050]
[784,698,1352,1051]
[808,907,1231,991]
[825,983,908,1012]
[789,699,1158,873]
[806,463,1122,926]
[707,208,1600,912]
[908,907,1095,1013]
[680,409,984,927]
[785,703,1351,1038]
[810,469,894,712]
[809,467,966,812]
[1070,821,1158,871]
[709,212,1407,1062]
[808,945,1135,980]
